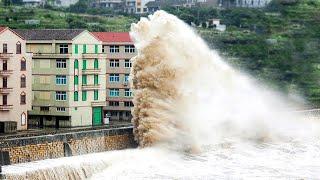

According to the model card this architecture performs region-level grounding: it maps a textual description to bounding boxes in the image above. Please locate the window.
[125,45,135,53]
[56,75,67,85]
[82,75,87,85]
[74,44,78,54]
[2,95,7,105]
[56,59,67,68]
[57,107,66,112]
[56,91,67,101]
[102,45,106,53]
[94,59,99,69]
[20,75,26,88]
[74,59,78,69]
[82,60,87,70]
[3,60,7,71]
[124,59,132,68]
[109,74,120,82]
[83,44,87,53]
[124,101,134,107]
[109,59,119,67]
[3,77,7,88]
[74,75,79,85]
[109,45,119,53]
[125,89,133,97]
[94,90,99,100]
[94,75,99,85]
[16,42,21,54]
[95,44,98,54]
[20,92,26,104]
[21,113,26,126]
[109,101,119,106]
[109,89,119,97]
[3,43,7,53]
[21,58,26,71]
[74,91,78,101]
[40,106,49,111]
[82,91,87,101]
[59,44,68,54]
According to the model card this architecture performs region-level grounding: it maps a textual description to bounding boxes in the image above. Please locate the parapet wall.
[0,126,136,165]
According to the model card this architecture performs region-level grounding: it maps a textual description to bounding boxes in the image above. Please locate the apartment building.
[0,27,32,131]
[92,32,136,122]
[14,29,106,128]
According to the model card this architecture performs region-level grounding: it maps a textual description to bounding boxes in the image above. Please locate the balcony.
[103,106,132,111]
[32,53,71,59]
[0,70,13,76]
[0,88,13,94]
[82,53,106,59]
[0,105,13,111]
[82,68,101,74]
[91,101,106,107]
[0,53,13,59]
[82,84,100,90]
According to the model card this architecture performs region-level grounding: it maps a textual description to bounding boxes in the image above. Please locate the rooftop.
[14,29,85,40]
[92,32,132,43]
[0,27,7,33]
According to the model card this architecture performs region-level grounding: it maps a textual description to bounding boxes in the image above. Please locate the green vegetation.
[165,0,320,106]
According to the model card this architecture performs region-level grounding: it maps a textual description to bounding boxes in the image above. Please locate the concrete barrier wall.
[0,126,136,165]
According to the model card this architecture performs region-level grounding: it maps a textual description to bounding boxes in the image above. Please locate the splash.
[130,10,319,150]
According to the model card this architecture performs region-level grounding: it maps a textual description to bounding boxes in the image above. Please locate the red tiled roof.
[0,27,7,33]
[92,32,132,43]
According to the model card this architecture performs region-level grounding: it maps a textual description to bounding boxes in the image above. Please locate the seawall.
[0,126,136,165]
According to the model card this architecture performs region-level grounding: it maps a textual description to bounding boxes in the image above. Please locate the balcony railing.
[91,101,106,107]
[0,105,13,111]
[82,84,100,90]
[82,53,106,59]
[0,88,13,94]
[0,70,13,76]
[32,53,71,59]
[82,68,101,74]
[0,53,13,58]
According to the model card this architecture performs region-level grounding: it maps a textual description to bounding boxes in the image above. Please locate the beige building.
[0,27,32,131]
[92,32,136,121]
[14,29,106,128]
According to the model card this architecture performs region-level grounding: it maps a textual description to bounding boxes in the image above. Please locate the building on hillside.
[236,0,271,8]
[53,0,79,7]
[14,29,106,128]
[136,0,153,13]
[92,32,136,122]
[124,0,136,13]
[0,27,32,132]
[95,0,124,10]
[22,0,45,7]
[198,0,270,8]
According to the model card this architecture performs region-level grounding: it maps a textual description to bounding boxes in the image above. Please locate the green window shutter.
[83,44,87,53]
[94,90,98,100]
[94,75,98,85]
[75,44,78,54]
[82,91,87,101]
[83,60,87,70]
[94,59,98,69]
[74,75,78,85]
[74,91,78,101]
[95,45,98,54]
[82,75,87,85]
[74,59,78,69]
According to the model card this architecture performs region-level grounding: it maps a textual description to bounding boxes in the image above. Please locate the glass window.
[16,42,21,54]
[82,75,87,85]
[95,44,98,54]
[74,91,78,101]
[94,59,99,69]
[3,43,7,53]
[124,74,129,83]
[109,74,120,83]
[124,101,134,107]
[74,44,78,54]
[57,107,66,112]
[3,60,7,71]
[109,101,119,106]
[82,60,87,70]
[94,90,98,100]
[109,45,119,53]
[59,44,68,54]
[125,45,135,53]
[109,59,119,67]
[124,89,133,97]
[109,89,119,97]
[56,75,67,85]
[82,91,87,101]
[21,58,26,71]
[56,59,67,68]
[20,93,26,104]
[74,59,79,69]
[74,75,79,85]
[124,59,132,68]
[56,91,67,101]
[20,75,26,88]
[83,44,87,53]
[40,106,49,111]
[94,75,99,85]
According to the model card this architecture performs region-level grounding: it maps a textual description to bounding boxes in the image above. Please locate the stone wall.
[0,126,136,165]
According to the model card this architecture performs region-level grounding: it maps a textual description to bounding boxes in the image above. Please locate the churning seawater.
[4,11,320,179]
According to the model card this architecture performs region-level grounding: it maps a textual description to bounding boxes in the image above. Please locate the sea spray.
[130,10,319,149]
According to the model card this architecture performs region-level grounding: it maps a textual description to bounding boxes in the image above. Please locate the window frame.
[55,91,67,101]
